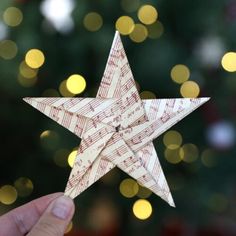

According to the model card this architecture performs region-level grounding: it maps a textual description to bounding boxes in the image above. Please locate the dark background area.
[0,0,236,235]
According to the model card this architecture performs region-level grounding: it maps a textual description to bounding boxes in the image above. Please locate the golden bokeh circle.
[3,7,23,27]
[68,150,77,168]
[138,5,158,25]
[83,12,103,32]
[221,52,236,72]
[0,40,18,60]
[171,64,190,84]
[140,90,156,99]
[115,16,135,35]
[14,177,33,197]
[66,74,86,95]
[164,148,183,164]
[25,49,45,69]
[180,81,200,98]
[133,199,152,220]
[129,24,148,43]
[147,21,164,39]
[0,185,17,205]
[119,178,139,198]
[163,130,182,150]
[180,143,199,163]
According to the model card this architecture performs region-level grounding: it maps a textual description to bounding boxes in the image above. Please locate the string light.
[121,0,140,13]
[221,52,236,72]
[0,185,17,205]
[180,81,200,98]
[132,199,152,220]
[163,130,182,150]
[83,12,103,32]
[115,16,135,35]
[68,150,77,167]
[66,74,86,95]
[171,64,190,84]
[25,49,45,69]
[147,21,164,39]
[0,40,18,60]
[138,5,158,25]
[119,178,139,198]
[14,177,33,197]
[3,7,23,27]
[180,143,199,163]
[129,24,148,43]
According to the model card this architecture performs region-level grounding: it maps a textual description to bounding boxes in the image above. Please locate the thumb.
[27,195,75,236]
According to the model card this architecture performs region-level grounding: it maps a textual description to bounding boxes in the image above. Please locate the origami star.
[24,32,209,207]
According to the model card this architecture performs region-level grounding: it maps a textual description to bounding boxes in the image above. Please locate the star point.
[24,32,209,207]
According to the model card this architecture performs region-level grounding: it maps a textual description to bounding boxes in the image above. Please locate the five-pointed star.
[24,32,209,207]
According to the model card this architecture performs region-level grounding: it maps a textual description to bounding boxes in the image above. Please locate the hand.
[0,193,75,236]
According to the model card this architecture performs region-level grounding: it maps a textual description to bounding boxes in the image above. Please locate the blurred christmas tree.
[1,0,236,235]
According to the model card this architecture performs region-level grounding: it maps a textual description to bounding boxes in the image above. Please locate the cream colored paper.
[24,32,209,207]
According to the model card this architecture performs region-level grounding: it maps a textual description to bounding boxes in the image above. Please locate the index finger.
[0,192,63,236]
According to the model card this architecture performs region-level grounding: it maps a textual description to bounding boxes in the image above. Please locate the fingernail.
[51,196,73,220]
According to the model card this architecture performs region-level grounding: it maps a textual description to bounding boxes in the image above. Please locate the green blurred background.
[1,0,236,235]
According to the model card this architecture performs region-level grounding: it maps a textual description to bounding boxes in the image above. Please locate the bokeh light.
[138,5,158,25]
[139,90,156,99]
[163,130,182,150]
[68,150,77,168]
[119,178,139,198]
[14,177,33,197]
[136,185,152,198]
[171,64,190,84]
[54,149,70,167]
[221,52,236,72]
[121,0,140,13]
[164,148,183,164]
[0,40,18,60]
[129,24,148,43]
[59,80,74,97]
[66,74,86,94]
[18,74,37,87]
[180,143,199,163]
[3,7,23,27]
[0,185,17,205]
[115,16,134,35]
[147,21,164,39]
[42,89,60,97]
[40,130,59,150]
[65,221,73,234]
[201,149,217,167]
[19,61,38,79]
[83,12,103,32]
[25,49,45,69]
[132,199,152,220]
[180,81,200,98]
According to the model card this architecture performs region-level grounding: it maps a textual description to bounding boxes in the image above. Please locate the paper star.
[24,32,209,207]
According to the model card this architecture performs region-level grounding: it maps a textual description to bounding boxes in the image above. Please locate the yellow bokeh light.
[19,61,38,79]
[121,0,140,13]
[180,81,200,98]
[138,5,158,25]
[147,21,164,39]
[68,150,77,168]
[54,149,70,168]
[180,143,199,163]
[171,64,190,84]
[133,199,152,220]
[221,52,236,72]
[65,221,73,234]
[163,130,182,150]
[59,80,74,97]
[3,7,23,27]
[201,149,217,168]
[137,185,152,198]
[42,89,60,97]
[66,74,86,95]
[129,24,148,43]
[115,16,135,35]
[40,130,59,150]
[164,148,183,164]
[83,12,103,32]
[140,91,156,99]
[25,49,45,69]
[14,177,33,197]
[18,74,37,87]
[119,178,139,198]
[0,40,18,60]
[0,185,17,205]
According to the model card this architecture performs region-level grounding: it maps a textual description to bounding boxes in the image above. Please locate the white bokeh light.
[0,22,8,40]
[40,0,75,34]
[206,121,235,149]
